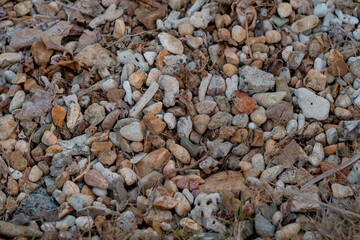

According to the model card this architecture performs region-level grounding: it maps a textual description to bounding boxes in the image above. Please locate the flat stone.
[239,66,275,95]
[75,43,116,68]
[295,88,330,120]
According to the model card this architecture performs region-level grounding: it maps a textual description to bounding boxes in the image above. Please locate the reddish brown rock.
[143,113,166,135]
[231,91,256,115]
[176,177,199,191]
[135,148,170,177]
[52,105,66,127]
[84,169,108,189]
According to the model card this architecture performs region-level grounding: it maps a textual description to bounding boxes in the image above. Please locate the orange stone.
[91,141,113,156]
[52,105,66,127]
[231,91,256,115]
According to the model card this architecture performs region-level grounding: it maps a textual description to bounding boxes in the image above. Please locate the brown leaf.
[15,90,54,120]
[58,60,82,73]
[75,30,98,53]
[40,21,73,51]
[266,101,294,126]
[272,139,300,168]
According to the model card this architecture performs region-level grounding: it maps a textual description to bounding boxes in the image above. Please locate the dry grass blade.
[301,152,360,191]
[72,154,91,182]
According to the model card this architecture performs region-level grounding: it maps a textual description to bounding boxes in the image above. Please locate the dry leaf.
[41,21,73,51]
[75,30,98,53]
[339,120,360,141]
[15,90,54,120]
[272,139,300,168]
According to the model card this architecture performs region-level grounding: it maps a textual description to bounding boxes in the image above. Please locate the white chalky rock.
[123,81,134,105]
[295,88,330,120]
[144,51,157,65]
[189,8,213,29]
[129,82,159,117]
[225,75,239,100]
[158,75,179,107]
[158,32,184,55]
[198,73,212,102]
[117,50,149,71]
[119,167,138,186]
[89,4,123,29]
[75,216,94,231]
[164,112,176,129]
[177,116,192,139]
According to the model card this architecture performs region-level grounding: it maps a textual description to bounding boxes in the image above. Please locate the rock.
[189,8,213,29]
[174,192,191,217]
[223,63,238,77]
[164,112,176,129]
[169,144,191,164]
[260,165,284,182]
[143,113,166,134]
[313,3,328,18]
[304,69,326,91]
[177,116,192,138]
[9,151,28,171]
[67,193,94,211]
[113,19,126,39]
[287,51,305,70]
[178,22,195,36]
[239,66,275,94]
[195,100,217,114]
[84,169,108,189]
[84,103,105,126]
[158,75,179,107]
[192,114,210,135]
[117,50,149,72]
[0,115,17,141]
[14,1,33,16]
[89,4,123,29]
[56,215,76,231]
[135,9,166,30]
[136,148,170,177]
[277,3,292,18]
[190,193,225,232]
[119,168,137,186]
[350,60,360,78]
[52,105,66,127]
[252,92,287,108]
[207,75,226,96]
[265,30,281,43]
[98,149,117,165]
[120,122,145,142]
[62,180,80,197]
[76,216,94,232]
[331,183,353,198]
[42,131,57,146]
[208,111,232,130]
[158,32,184,55]
[295,88,330,120]
[290,189,321,212]
[275,223,301,240]
[290,15,319,33]
[199,171,246,197]
[255,214,274,238]
[9,90,25,112]
[232,25,246,42]
[75,44,116,68]
[231,91,256,115]
[28,165,43,182]
[180,218,203,232]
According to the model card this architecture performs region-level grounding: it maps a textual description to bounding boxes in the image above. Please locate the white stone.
[314,58,326,72]
[313,3,328,18]
[164,112,176,129]
[225,75,238,100]
[28,165,43,182]
[119,167,138,185]
[295,88,330,120]
[101,79,118,92]
[158,32,184,55]
[144,52,157,65]
[76,216,94,232]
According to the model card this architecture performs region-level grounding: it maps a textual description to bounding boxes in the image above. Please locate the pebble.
[313,3,328,18]
[232,25,246,43]
[223,63,238,77]
[42,131,57,146]
[158,75,179,107]
[174,192,191,217]
[265,30,281,44]
[255,213,274,238]
[62,181,80,197]
[67,193,94,211]
[119,167,138,186]
[9,90,25,112]
[56,215,76,231]
[290,15,319,33]
[277,3,292,18]
[84,169,109,189]
[158,32,184,55]
[28,165,43,183]
[304,69,326,91]
[120,122,145,142]
[252,92,287,108]
[250,107,267,125]
[331,183,353,198]
[75,216,94,232]
[275,223,301,240]
[14,1,33,16]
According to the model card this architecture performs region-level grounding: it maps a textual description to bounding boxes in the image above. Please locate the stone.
[52,105,66,127]
[75,44,116,68]
[98,149,117,165]
[255,214,274,238]
[135,9,166,30]
[275,223,301,240]
[66,103,83,130]
[120,122,145,142]
[239,66,275,94]
[231,91,256,115]
[89,4,123,29]
[331,183,353,198]
[158,75,179,107]
[195,100,217,114]
[265,30,281,44]
[313,3,328,18]
[0,221,43,238]
[287,51,305,70]
[277,3,292,18]
[117,50,149,72]
[207,75,226,96]
[174,192,191,217]
[84,169,109,189]
[304,69,327,91]
[9,90,25,113]
[260,165,284,182]
[56,215,76,231]
[169,144,191,164]
[208,111,232,130]
[113,19,126,39]
[136,148,170,177]
[223,63,238,77]
[68,194,94,211]
[84,103,105,126]
[76,216,94,232]
[253,92,287,109]
[62,181,80,197]
[143,113,166,134]
[119,167,138,186]
[14,1,33,16]
[42,131,57,146]
[295,88,330,120]
[232,25,246,43]
[9,151,28,171]
[158,32,184,55]
[0,115,17,141]
[178,22,195,36]
[28,165,43,182]
[193,114,210,134]
[180,218,203,232]
[290,15,319,33]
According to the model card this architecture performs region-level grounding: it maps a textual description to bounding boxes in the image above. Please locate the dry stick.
[138,152,210,218]
[73,154,91,182]
[301,152,360,191]
[106,29,158,49]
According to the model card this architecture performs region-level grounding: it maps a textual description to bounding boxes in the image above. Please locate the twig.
[72,154,91,182]
[138,151,210,218]
[55,1,96,17]
[301,152,360,191]
[106,29,158,49]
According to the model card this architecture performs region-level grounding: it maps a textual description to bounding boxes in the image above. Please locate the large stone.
[295,88,330,120]
[158,32,184,55]
[0,115,17,141]
[239,66,275,94]
[135,148,170,177]
[290,15,319,33]
[75,43,116,68]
